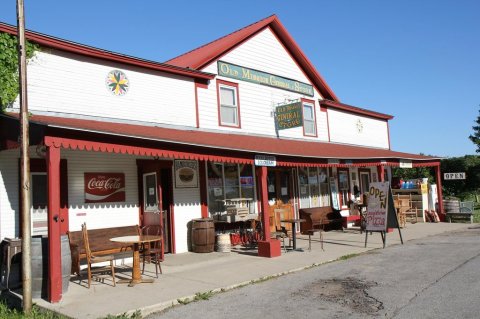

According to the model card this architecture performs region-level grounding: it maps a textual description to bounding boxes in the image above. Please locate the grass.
[0,301,68,319]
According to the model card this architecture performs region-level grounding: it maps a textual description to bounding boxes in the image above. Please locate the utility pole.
[16,0,32,313]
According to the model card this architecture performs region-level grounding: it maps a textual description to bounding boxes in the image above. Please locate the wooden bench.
[67,225,140,275]
[299,207,344,251]
[446,211,473,224]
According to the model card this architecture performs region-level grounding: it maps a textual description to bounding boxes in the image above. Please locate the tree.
[469,107,480,153]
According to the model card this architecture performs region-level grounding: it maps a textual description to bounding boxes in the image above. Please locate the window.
[298,167,330,208]
[143,173,159,212]
[217,80,240,127]
[337,168,350,207]
[302,100,316,136]
[207,162,255,214]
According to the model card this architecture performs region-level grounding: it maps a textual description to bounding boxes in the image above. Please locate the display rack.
[392,188,428,223]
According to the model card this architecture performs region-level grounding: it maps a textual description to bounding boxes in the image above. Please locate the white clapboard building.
[0,15,443,301]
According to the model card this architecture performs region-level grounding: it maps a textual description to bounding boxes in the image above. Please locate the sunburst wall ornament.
[106,70,129,96]
[356,119,364,133]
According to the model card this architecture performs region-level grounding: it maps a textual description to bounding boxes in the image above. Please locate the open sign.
[444,172,466,180]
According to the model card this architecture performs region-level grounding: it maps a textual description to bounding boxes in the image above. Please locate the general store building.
[0,15,443,302]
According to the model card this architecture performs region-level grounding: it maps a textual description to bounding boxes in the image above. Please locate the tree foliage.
[469,107,480,153]
[441,155,480,198]
[0,31,38,111]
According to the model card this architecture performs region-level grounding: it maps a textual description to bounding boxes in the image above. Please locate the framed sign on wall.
[174,160,198,188]
[84,173,125,203]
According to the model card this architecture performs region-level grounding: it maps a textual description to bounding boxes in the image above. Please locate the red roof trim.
[320,99,393,120]
[166,15,339,101]
[0,22,215,81]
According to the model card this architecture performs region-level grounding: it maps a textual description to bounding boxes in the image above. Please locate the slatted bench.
[299,207,344,251]
[67,225,140,275]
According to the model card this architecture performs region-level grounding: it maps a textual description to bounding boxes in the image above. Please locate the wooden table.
[110,235,162,286]
[280,218,306,251]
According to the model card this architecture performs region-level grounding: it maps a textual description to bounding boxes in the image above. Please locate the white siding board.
[0,149,19,239]
[328,109,390,148]
[63,150,140,232]
[173,186,201,253]
[16,50,197,127]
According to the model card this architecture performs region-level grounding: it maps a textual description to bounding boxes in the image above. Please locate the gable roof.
[0,22,215,82]
[166,15,339,101]
[321,100,394,120]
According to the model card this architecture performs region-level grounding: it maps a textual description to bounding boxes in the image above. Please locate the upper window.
[302,99,316,136]
[217,80,240,128]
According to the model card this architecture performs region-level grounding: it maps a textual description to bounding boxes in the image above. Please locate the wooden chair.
[81,223,116,288]
[271,209,291,253]
[140,225,163,277]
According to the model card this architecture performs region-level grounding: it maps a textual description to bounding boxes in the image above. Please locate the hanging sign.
[255,155,276,167]
[218,61,314,96]
[275,102,303,130]
[84,173,125,203]
[399,160,413,168]
[443,172,466,180]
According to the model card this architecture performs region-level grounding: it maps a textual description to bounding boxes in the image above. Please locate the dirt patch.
[293,277,383,315]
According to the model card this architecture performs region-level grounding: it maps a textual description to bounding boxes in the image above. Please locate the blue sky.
[1,0,478,157]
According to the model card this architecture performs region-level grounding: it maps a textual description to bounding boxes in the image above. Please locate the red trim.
[166,15,338,101]
[377,166,385,182]
[256,166,271,241]
[337,168,350,208]
[320,100,393,121]
[60,160,69,235]
[199,160,209,218]
[216,79,241,128]
[46,146,62,303]
[0,23,214,82]
[435,165,444,215]
[301,98,317,138]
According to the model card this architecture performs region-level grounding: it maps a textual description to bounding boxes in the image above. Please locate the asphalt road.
[148,226,480,319]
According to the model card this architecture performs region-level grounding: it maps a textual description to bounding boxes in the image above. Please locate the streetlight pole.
[16,0,32,313]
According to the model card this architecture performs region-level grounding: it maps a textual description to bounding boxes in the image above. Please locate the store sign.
[84,173,125,203]
[444,172,466,180]
[218,61,314,96]
[255,155,276,167]
[399,160,413,168]
[175,160,199,188]
[275,102,303,130]
[365,182,389,232]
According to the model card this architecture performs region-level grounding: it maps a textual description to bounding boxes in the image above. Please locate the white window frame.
[218,81,240,127]
[302,101,316,136]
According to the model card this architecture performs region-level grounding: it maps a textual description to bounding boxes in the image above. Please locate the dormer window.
[217,80,240,128]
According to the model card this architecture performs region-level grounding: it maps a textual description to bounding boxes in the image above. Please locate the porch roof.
[3,113,440,167]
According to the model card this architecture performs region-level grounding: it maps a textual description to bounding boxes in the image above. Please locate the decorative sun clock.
[356,119,364,133]
[106,70,129,96]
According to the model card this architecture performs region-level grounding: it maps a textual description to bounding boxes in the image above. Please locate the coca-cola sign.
[84,173,125,203]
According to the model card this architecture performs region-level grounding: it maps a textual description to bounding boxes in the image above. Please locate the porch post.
[199,160,209,218]
[434,164,444,216]
[256,166,281,257]
[47,145,62,302]
[377,165,385,182]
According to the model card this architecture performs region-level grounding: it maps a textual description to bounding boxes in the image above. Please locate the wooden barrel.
[31,236,48,298]
[31,235,71,298]
[216,233,231,253]
[443,199,460,213]
[61,235,71,295]
[191,218,215,253]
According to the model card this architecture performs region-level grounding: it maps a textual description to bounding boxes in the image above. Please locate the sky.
[0,0,478,157]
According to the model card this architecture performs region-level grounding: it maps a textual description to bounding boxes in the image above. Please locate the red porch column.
[199,160,209,218]
[377,165,385,182]
[256,166,281,258]
[47,146,62,302]
[434,164,444,216]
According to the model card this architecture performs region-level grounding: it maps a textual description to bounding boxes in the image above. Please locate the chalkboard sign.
[365,182,403,248]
